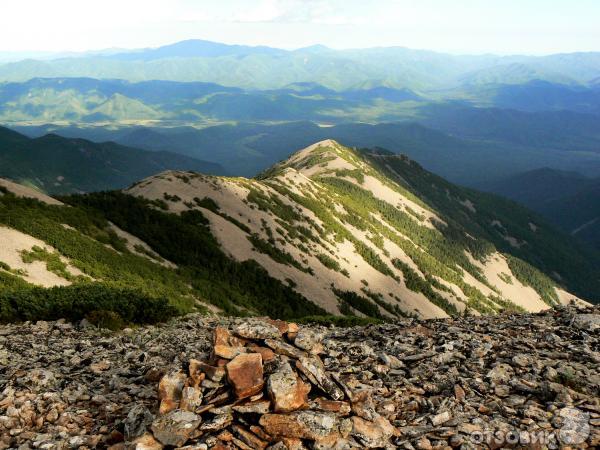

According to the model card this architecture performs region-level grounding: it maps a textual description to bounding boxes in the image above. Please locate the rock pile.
[143,320,399,449]
[0,305,598,449]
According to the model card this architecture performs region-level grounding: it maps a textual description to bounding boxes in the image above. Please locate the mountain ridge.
[122,140,597,316]
[2,39,600,89]
[1,139,597,327]
[0,126,226,193]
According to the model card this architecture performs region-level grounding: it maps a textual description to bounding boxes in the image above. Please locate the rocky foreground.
[0,306,599,449]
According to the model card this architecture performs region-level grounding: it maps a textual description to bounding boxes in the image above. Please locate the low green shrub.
[0,283,177,326]
[297,315,382,327]
[85,309,126,330]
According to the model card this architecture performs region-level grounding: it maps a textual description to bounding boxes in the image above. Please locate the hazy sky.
[2,0,599,55]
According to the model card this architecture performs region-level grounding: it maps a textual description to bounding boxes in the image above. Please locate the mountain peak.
[125,140,594,317]
[260,139,360,179]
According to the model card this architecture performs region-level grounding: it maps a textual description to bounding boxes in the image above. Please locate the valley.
[1,7,600,448]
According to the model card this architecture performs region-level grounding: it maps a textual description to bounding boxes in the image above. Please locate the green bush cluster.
[334,289,382,319]
[506,256,559,305]
[248,233,312,274]
[66,191,326,319]
[20,245,79,281]
[316,253,341,272]
[297,315,381,327]
[0,284,177,326]
[392,259,458,315]
[373,153,599,302]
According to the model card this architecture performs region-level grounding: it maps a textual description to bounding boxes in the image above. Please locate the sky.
[1,0,599,55]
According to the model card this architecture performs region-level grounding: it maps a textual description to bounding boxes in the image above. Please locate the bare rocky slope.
[0,305,598,449]
[126,140,593,318]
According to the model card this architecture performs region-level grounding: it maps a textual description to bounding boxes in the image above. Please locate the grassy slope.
[1,141,597,326]
[0,188,325,323]
[362,149,600,301]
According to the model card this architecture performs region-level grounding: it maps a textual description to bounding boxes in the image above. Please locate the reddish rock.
[249,425,272,441]
[217,430,234,441]
[311,398,351,416]
[454,384,466,402]
[158,371,187,415]
[211,444,230,450]
[350,416,397,448]
[214,344,246,360]
[232,424,268,449]
[213,327,232,347]
[226,353,264,399]
[247,344,276,362]
[281,437,306,449]
[351,390,377,421]
[259,411,342,440]
[267,362,310,413]
[189,359,225,383]
[266,319,290,334]
[130,433,163,450]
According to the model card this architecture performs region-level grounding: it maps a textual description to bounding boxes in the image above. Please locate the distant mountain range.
[1,76,600,128]
[1,39,599,90]
[0,126,225,193]
[14,117,600,186]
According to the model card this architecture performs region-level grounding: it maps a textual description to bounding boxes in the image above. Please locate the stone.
[2,305,599,450]
[150,410,202,447]
[378,353,404,369]
[267,361,310,412]
[486,363,513,384]
[131,432,164,450]
[264,339,306,359]
[292,329,324,354]
[180,386,203,412]
[90,360,111,374]
[226,353,264,399]
[494,384,511,397]
[213,327,232,346]
[350,390,377,421]
[233,400,272,415]
[233,321,282,340]
[310,398,351,415]
[199,413,233,432]
[350,416,396,448]
[430,411,451,426]
[158,371,187,415]
[214,344,246,360]
[512,354,531,367]
[124,404,154,439]
[295,356,344,401]
[190,359,224,383]
[247,344,276,362]
[231,424,269,449]
[266,319,291,334]
[573,314,600,331]
[260,411,343,440]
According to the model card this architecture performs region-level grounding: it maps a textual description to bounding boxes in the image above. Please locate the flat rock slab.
[226,353,264,399]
